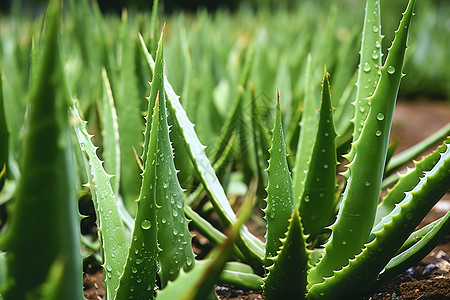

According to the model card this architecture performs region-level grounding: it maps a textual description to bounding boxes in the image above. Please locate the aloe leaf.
[293,54,317,206]
[299,70,337,239]
[374,137,448,226]
[70,105,127,300]
[114,96,160,300]
[148,28,195,287]
[395,216,443,255]
[157,196,254,300]
[101,68,121,196]
[139,34,265,264]
[263,92,295,266]
[307,137,450,299]
[263,209,310,300]
[385,123,450,174]
[378,211,450,283]
[348,0,382,151]
[116,10,144,214]
[0,1,83,299]
[0,70,8,184]
[217,261,264,291]
[308,0,416,287]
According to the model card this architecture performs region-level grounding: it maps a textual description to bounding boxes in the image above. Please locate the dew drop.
[161,217,167,224]
[136,258,143,265]
[342,240,347,245]
[186,257,193,266]
[137,278,142,283]
[319,192,325,198]
[365,181,371,187]
[375,130,382,137]
[323,164,329,169]
[172,210,178,217]
[372,25,379,33]
[132,267,137,274]
[376,113,385,121]
[107,272,112,279]
[387,65,396,74]
[163,183,168,189]
[141,219,152,230]
[363,62,371,72]
[173,228,178,235]
[270,211,275,219]
[371,50,379,60]
[324,132,329,137]
[305,196,311,203]
[134,248,139,255]
[375,40,381,48]
[275,184,279,189]
[176,201,182,209]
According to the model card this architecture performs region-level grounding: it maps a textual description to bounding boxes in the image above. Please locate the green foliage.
[0,1,83,299]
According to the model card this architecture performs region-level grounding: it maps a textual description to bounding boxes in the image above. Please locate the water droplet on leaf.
[387,65,395,74]
[363,62,371,72]
[141,219,152,230]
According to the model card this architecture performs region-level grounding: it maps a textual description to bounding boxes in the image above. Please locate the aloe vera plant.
[0,0,449,299]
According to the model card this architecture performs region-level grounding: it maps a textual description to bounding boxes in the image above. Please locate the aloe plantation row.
[0,0,449,299]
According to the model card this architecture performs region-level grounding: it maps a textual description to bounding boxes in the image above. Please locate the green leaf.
[308,0,416,288]
[114,95,160,300]
[150,28,195,287]
[348,0,382,154]
[299,70,337,239]
[0,71,8,184]
[0,1,83,299]
[379,211,450,283]
[263,92,295,266]
[101,68,121,196]
[70,105,128,300]
[263,209,309,300]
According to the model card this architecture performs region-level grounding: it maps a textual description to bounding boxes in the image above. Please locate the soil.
[83,99,450,299]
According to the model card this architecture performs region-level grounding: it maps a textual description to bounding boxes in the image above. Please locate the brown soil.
[83,99,450,299]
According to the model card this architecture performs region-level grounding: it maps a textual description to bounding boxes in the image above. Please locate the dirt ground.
[83,99,450,300]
